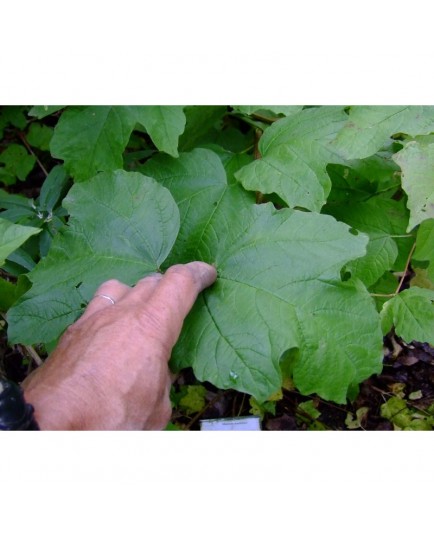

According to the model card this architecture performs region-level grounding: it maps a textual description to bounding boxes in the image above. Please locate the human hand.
[22,262,217,430]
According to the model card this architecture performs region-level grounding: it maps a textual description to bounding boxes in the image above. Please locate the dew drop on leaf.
[229,370,239,382]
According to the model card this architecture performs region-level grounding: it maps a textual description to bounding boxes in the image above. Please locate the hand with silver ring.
[94,294,116,305]
[21,262,217,430]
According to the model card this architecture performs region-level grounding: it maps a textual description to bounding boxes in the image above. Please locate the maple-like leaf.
[144,149,383,403]
[235,106,348,212]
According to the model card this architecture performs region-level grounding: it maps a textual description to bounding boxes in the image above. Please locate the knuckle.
[165,265,194,286]
[63,321,81,338]
[135,273,162,286]
[96,278,122,292]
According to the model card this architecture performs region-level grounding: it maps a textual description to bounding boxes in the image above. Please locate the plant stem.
[389,234,414,239]
[18,132,49,177]
[237,393,246,416]
[370,241,417,299]
[239,144,255,154]
[251,112,279,124]
[20,344,43,367]
[394,241,416,295]
[254,128,262,160]
[232,113,268,130]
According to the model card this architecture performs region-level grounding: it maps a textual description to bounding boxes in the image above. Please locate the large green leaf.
[7,170,180,344]
[235,106,348,211]
[381,287,434,345]
[50,106,137,181]
[144,149,383,403]
[142,149,256,268]
[0,218,41,267]
[324,198,410,287]
[50,106,186,181]
[393,138,434,230]
[333,106,434,160]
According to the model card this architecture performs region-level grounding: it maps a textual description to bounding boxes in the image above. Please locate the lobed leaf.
[26,123,54,151]
[144,149,383,403]
[50,106,186,181]
[7,170,180,344]
[235,106,348,211]
[332,105,434,160]
[380,287,434,345]
[0,144,36,185]
[130,105,186,157]
[50,106,137,181]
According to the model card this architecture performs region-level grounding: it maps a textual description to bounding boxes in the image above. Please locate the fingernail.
[188,262,217,289]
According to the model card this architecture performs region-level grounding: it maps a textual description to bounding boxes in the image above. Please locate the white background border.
[2,2,434,533]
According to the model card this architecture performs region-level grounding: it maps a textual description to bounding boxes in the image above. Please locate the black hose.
[0,377,40,430]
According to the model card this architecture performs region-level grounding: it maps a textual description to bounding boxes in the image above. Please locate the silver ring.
[94,294,116,305]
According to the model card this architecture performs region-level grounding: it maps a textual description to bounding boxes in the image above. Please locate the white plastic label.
[200,416,261,431]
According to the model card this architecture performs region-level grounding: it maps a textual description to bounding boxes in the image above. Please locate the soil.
[168,335,434,431]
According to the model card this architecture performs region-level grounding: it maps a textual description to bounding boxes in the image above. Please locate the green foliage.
[50,106,186,181]
[332,106,434,160]
[413,219,434,282]
[0,218,41,268]
[2,104,434,406]
[235,106,348,211]
[249,397,276,419]
[27,123,53,151]
[0,165,70,261]
[393,138,434,230]
[380,288,434,345]
[324,198,410,287]
[380,397,434,430]
[7,170,179,344]
[0,106,28,132]
[0,276,30,312]
[173,385,207,416]
[0,144,36,185]
[296,400,327,430]
[232,105,303,117]
[144,149,383,403]
[345,407,369,430]
[29,106,65,119]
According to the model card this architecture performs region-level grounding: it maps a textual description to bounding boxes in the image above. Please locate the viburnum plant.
[1,105,433,405]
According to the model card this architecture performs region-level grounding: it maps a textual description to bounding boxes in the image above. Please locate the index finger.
[138,261,217,345]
